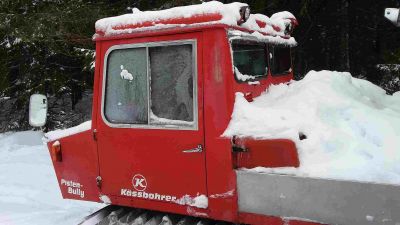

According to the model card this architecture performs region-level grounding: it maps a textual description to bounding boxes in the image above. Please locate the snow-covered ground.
[225,70,400,185]
[0,131,102,225]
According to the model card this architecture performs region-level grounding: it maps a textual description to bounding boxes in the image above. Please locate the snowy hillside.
[225,70,400,185]
[0,131,102,225]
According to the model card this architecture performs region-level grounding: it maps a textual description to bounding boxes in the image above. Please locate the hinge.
[93,129,98,141]
[96,176,102,188]
[231,136,248,153]
[232,145,248,153]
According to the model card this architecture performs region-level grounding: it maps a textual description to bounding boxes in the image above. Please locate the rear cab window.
[270,45,292,76]
[230,37,293,82]
[231,40,268,82]
[102,41,197,130]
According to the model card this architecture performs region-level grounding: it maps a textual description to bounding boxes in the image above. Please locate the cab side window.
[149,45,194,124]
[231,40,268,82]
[104,48,148,124]
[104,42,196,129]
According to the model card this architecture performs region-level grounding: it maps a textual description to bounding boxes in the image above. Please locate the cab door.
[96,33,207,209]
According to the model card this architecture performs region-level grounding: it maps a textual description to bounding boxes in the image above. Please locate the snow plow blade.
[237,171,400,225]
[78,205,231,225]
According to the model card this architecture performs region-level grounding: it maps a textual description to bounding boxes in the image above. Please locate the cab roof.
[94,1,297,45]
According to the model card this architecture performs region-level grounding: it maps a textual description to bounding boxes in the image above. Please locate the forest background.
[0,0,399,132]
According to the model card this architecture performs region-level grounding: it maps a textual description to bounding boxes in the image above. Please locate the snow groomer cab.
[29,2,325,225]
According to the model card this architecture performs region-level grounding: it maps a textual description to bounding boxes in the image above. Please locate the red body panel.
[202,28,239,221]
[233,138,299,169]
[47,23,323,225]
[47,130,100,203]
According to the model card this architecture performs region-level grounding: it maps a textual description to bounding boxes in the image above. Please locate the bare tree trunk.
[340,0,350,71]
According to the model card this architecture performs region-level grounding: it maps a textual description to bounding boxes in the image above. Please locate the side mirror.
[29,94,48,127]
[385,8,400,27]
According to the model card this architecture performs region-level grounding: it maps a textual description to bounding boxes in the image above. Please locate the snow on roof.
[224,70,400,185]
[95,1,297,45]
[229,30,297,47]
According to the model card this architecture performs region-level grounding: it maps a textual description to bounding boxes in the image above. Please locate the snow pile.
[224,70,400,185]
[120,65,134,81]
[95,1,296,43]
[99,195,112,204]
[0,131,102,225]
[241,11,297,40]
[234,67,256,82]
[190,195,208,209]
[175,194,208,209]
[44,120,91,142]
[150,111,194,127]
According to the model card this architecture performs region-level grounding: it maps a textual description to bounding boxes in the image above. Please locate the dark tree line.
[0,0,399,132]
[243,0,400,87]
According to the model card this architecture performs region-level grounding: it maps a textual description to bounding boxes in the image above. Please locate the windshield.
[270,45,291,75]
[231,41,268,82]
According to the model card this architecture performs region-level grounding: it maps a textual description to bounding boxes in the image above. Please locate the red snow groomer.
[28,1,400,225]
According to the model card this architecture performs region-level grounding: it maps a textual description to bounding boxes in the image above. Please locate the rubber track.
[78,205,233,225]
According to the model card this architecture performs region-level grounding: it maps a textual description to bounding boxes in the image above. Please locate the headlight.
[284,22,293,35]
[239,6,250,25]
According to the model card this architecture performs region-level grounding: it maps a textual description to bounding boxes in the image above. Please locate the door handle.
[182,144,203,153]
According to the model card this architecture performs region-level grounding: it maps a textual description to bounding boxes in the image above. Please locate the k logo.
[132,174,147,191]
